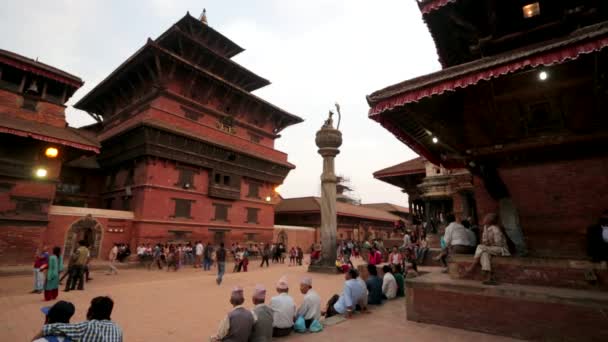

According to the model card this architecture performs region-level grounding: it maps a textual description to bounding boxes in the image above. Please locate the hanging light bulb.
[45,147,59,158]
[538,71,548,81]
[35,167,48,178]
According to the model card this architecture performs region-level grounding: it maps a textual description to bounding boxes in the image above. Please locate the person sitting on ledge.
[466,213,511,285]
[437,213,477,273]
[366,264,383,305]
[323,269,365,319]
[587,210,608,263]
[270,276,296,337]
[211,286,254,342]
[381,265,397,300]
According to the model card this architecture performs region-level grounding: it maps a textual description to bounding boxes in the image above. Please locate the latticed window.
[213,203,230,221]
[173,198,193,218]
[176,168,195,188]
[247,183,260,198]
[246,208,260,224]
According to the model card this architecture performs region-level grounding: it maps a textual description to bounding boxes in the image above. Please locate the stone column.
[309,117,342,273]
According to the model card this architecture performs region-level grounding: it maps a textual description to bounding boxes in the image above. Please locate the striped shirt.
[43,320,122,342]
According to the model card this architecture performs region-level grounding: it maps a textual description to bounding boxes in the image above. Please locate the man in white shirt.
[194,241,204,268]
[440,213,476,270]
[269,276,296,337]
[381,265,397,300]
[296,277,321,328]
[324,269,366,318]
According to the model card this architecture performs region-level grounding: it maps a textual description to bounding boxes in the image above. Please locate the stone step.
[448,254,608,291]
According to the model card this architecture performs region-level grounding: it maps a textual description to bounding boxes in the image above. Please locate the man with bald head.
[250,285,273,342]
[296,277,321,329]
[211,287,254,342]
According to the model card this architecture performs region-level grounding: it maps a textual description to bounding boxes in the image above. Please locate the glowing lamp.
[523,3,540,18]
[45,147,59,158]
[265,196,272,202]
[35,168,48,178]
[432,137,439,144]
[538,71,548,81]
[274,185,282,194]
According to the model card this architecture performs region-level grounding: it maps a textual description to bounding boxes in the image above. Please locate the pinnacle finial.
[200,8,208,24]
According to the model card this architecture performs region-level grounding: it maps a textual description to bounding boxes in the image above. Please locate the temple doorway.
[64,215,103,258]
[276,230,288,247]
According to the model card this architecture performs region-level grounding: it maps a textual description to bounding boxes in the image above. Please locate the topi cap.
[300,277,312,286]
[277,275,289,290]
[232,286,244,294]
[253,284,266,299]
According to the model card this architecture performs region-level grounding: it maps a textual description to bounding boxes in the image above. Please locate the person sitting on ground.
[269,276,296,337]
[438,213,477,272]
[250,285,273,342]
[366,264,383,305]
[210,286,254,342]
[33,300,75,342]
[381,265,397,300]
[296,277,321,329]
[393,264,405,297]
[465,213,512,285]
[323,269,366,319]
[35,296,122,342]
[354,271,369,313]
[587,210,608,263]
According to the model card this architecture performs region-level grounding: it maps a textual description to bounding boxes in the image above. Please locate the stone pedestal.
[308,116,342,273]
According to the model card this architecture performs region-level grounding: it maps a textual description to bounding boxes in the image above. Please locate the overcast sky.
[0,0,440,206]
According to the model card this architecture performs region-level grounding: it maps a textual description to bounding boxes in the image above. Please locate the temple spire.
[199,8,208,25]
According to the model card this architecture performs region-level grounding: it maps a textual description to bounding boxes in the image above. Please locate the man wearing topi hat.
[250,284,273,342]
[211,286,254,342]
[269,276,296,337]
[296,277,321,329]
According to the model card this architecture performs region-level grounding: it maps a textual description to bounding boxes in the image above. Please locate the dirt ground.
[0,258,518,341]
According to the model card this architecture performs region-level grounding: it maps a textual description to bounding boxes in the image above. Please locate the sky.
[0,0,441,206]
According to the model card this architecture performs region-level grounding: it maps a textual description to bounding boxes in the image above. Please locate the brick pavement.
[0,259,520,341]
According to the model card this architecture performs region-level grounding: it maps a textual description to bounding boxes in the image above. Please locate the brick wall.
[0,90,66,127]
[473,156,608,258]
[0,226,45,265]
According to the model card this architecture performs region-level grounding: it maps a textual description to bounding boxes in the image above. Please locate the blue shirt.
[366,275,384,305]
[333,279,366,314]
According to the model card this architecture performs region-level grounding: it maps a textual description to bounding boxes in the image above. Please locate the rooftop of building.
[275,197,401,222]
[361,202,410,215]
[0,49,83,88]
[373,157,426,178]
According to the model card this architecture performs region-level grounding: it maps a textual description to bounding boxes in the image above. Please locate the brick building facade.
[0,13,302,265]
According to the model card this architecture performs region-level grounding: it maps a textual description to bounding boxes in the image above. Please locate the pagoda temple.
[0,12,302,264]
[368,1,608,340]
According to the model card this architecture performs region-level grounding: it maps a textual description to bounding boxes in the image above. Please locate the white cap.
[300,277,312,286]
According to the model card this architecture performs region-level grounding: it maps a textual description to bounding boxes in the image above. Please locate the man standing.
[65,240,89,292]
[260,244,270,268]
[296,277,321,329]
[210,287,254,342]
[324,269,365,318]
[32,247,49,294]
[195,241,204,268]
[35,296,122,341]
[250,285,273,342]
[269,276,296,337]
[216,243,226,285]
[204,242,214,271]
[107,244,119,275]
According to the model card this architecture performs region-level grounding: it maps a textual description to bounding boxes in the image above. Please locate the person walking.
[43,247,61,301]
[260,244,270,268]
[216,243,226,285]
[107,244,119,275]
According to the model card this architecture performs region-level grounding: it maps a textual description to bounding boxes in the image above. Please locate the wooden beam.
[154,53,163,76]
[18,74,26,93]
[61,85,68,104]
[41,81,48,100]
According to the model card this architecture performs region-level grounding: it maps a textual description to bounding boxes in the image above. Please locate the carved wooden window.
[217,116,236,134]
[213,203,230,222]
[176,168,195,189]
[213,231,225,245]
[124,168,134,186]
[173,198,194,218]
[105,172,116,190]
[215,173,222,184]
[246,208,260,224]
[223,175,231,186]
[22,97,38,111]
[249,133,262,143]
[15,199,42,213]
[247,183,260,199]
[245,233,257,241]
[122,196,132,211]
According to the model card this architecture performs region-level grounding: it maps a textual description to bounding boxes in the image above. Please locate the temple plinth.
[309,114,342,273]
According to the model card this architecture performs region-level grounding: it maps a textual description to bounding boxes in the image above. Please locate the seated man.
[250,285,273,342]
[439,213,476,272]
[296,277,321,329]
[366,264,383,305]
[211,286,254,342]
[35,296,122,342]
[466,213,512,285]
[393,265,405,297]
[324,269,366,319]
[33,301,75,342]
[587,210,608,263]
[381,265,397,300]
[269,276,296,337]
